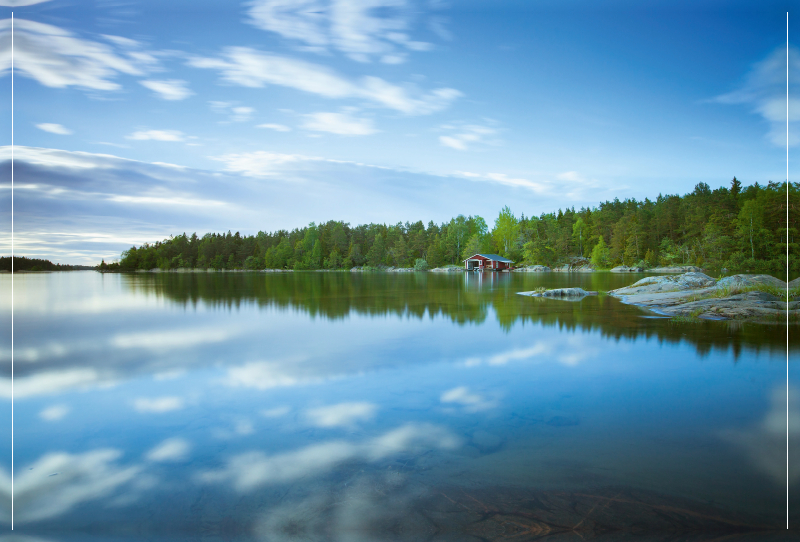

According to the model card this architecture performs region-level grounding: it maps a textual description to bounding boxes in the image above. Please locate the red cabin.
[463,253,514,271]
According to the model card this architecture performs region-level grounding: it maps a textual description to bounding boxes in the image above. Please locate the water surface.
[2,271,797,540]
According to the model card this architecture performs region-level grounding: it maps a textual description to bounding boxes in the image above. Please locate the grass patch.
[670,307,705,324]
[532,286,547,294]
[686,283,800,303]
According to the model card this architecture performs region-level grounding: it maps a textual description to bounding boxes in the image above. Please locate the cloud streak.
[302,111,377,135]
[713,45,800,147]
[0,18,153,91]
[139,79,193,100]
[199,423,459,491]
[188,47,460,114]
[247,0,432,64]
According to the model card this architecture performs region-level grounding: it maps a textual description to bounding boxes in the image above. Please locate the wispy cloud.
[0,1,55,6]
[2,448,143,523]
[139,79,193,100]
[39,404,70,421]
[133,396,184,413]
[440,386,497,413]
[209,101,256,122]
[305,402,377,427]
[712,45,800,147]
[188,47,460,114]
[126,129,185,142]
[302,111,377,135]
[0,19,154,91]
[247,0,433,64]
[455,170,549,194]
[438,122,498,151]
[146,438,191,462]
[257,123,292,132]
[36,123,72,135]
[199,423,459,491]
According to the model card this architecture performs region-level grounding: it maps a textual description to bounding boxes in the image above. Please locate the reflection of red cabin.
[463,253,514,271]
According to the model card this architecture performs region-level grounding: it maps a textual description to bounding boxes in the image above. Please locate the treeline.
[0,256,91,272]
[116,179,798,277]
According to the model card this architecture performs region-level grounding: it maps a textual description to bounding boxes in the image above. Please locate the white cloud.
[139,79,193,100]
[713,45,800,147]
[199,423,459,492]
[438,123,497,151]
[0,1,54,6]
[133,396,184,413]
[722,386,800,485]
[305,402,377,427]
[302,111,377,135]
[111,326,236,350]
[257,123,292,131]
[1,448,142,523]
[188,47,460,114]
[36,123,72,135]
[454,171,549,194]
[487,343,551,366]
[0,19,152,91]
[0,368,105,399]
[145,438,190,462]
[261,406,291,417]
[39,404,70,421]
[209,101,256,122]
[440,386,497,413]
[247,0,432,64]
[232,106,255,122]
[222,359,318,389]
[126,130,185,142]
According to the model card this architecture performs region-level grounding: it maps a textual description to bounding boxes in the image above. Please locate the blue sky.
[0,0,796,263]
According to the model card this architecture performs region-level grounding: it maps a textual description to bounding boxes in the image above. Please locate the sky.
[0,0,797,264]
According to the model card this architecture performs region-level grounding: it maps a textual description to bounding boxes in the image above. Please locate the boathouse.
[463,253,514,271]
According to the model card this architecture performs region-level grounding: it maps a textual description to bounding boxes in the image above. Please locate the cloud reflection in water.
[199,423,460,492]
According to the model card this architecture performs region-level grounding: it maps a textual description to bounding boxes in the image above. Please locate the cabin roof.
[462,253,514,263]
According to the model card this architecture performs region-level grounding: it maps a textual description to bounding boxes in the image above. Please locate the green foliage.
[414,258,429,271]
[590,237,610,269]
[113,180,797,281]
[366,234,386,267]
[493,206,519,258]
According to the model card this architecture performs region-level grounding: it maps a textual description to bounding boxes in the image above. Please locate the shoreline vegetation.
[4,180,797,283]
[90,179,795,280]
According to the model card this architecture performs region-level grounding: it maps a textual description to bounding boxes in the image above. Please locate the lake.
[2,270,798,540]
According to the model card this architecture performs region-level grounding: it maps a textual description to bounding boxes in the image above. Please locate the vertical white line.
[10,11,14,532]
[787,10,790,532]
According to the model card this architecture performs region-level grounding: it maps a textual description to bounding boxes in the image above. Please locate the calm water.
[2,270,798,540]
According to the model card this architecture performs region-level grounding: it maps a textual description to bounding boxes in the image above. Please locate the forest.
[0,256,92,272]
[114,179,798,278]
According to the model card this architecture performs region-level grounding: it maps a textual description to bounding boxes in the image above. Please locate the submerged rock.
[519,288,598,299]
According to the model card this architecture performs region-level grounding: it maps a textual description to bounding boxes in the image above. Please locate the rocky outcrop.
[648,265,703,273]
[431,267,463,273]
[610,265,644,273]
[608,272,716,295]
[608,272,797,322]
[715,274,786,290]
[518,287,598,299]
[514,265,551,272]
